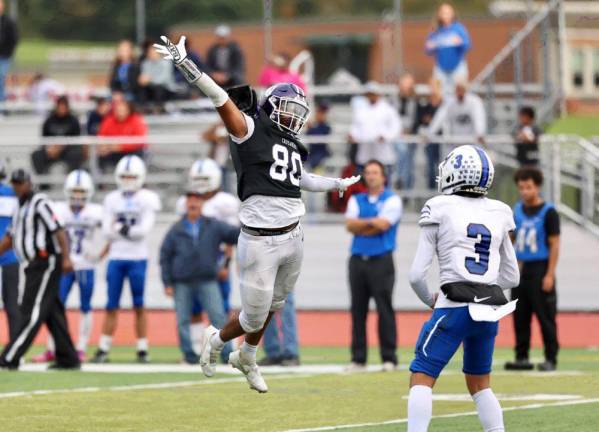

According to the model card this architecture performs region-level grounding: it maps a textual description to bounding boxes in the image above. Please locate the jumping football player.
[407,145,520,432]
[92,155,161,363]
[175,158,240,354]
[155,35,360,392]
[33,170,107,363]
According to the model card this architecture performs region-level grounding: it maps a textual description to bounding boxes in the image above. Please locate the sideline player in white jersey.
[155,35,360,392]
[175,158,240,353]
[406,145,520,432]
[32,170,107,363]
[91,155,161,364]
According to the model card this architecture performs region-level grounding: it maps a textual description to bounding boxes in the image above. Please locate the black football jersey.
[230,111,305,201]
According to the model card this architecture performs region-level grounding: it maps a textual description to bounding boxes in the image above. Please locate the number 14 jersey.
[229,112,306,228]
[54,201,103,270]
[419,195,515,307]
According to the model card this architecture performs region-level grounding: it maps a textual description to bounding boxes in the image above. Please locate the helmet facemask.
[267,94,310,135]
[68,188,89,210]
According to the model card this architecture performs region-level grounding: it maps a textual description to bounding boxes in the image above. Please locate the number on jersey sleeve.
[465,223,491,275]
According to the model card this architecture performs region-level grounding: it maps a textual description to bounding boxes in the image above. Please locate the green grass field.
[1,346,598,431]
[547,116,599,139]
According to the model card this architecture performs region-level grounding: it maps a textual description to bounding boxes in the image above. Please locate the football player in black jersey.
[155,35,360,392]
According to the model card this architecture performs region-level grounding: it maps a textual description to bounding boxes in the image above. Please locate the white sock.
[46,335,55,353]
[407,385,433,432]
[99,334,112,352]
[210,331,225,350]
[240,342,258,360]
[137,338,149,352]
[77,312,93,352]
[473,388,504,432]
[190,322,206,354]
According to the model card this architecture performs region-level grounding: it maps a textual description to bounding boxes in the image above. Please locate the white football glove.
[153,35,187,64]
[335,175,361,197]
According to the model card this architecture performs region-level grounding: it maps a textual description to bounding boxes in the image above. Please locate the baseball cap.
[363,81,383,95]
[10,168,31,184]
[214,24,231,38]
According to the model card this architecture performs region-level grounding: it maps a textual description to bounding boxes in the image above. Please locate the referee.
[506,167,560,372]
[0,169,80,370]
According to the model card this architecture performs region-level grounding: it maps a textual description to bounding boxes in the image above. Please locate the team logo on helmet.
[437,145,495,196]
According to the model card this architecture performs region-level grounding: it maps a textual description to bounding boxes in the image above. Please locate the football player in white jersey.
[91,155,162,363]
[32,170,107,363]
[155,35,360,392]
[175,158,240,353]
[406,145,520,432]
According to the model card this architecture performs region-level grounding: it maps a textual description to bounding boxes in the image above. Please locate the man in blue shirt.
[0,162,20,342]
[160,190,240,365]
[345,160,402,371]
[506,167,560,372]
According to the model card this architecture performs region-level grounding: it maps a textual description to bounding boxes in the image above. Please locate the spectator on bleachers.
[97,99,147,171]
[425,3,470,94]
[27,73,65,114]
[514,106,542,167]
[206,24,245,88]
[414,78,444,189]
[306,102,332,171]
[31,95,85,176]
[258,293,300,367]
[138,42,177,111]
[0,0,18,102]
[258,53,306,92]
[427,81,486,144]
[86,97,110,136]
[349,81,401,175]
[394,73,418,190]
[109,40,140,102]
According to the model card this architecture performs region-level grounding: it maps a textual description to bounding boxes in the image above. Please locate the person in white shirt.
[175,158,240,355]
[406,145,519,432]
[427,81,486,144]
[91,155,161,364]
[32,170,108,364]
[349,81,401,172]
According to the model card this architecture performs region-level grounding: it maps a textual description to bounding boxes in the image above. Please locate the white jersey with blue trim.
[419,194,515,308]
[103,188,161,260]
[54,201,103,270]
[175,191,240,226]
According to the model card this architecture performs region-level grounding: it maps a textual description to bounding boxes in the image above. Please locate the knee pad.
[239,310,266,333]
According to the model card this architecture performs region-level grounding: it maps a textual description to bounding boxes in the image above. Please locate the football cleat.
[228,350,268,393]
[199,325,221,377]
[31,350,55,363]
[136,350,150,364]
[90,349,109,364]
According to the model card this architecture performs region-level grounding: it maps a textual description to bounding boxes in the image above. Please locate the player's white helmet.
[437,145,494,196]
[115,155,146,192]
[64,169,94,208]
[187,158,222,194]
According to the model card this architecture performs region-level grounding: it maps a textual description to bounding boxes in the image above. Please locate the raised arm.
[154,36,247,138]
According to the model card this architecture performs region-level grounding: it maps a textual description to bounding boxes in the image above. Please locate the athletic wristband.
[176,57,229,107]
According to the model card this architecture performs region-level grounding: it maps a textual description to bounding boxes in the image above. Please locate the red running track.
[1,310,598,348]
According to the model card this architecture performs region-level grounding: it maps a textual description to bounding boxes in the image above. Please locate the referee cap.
[10,168,31,184]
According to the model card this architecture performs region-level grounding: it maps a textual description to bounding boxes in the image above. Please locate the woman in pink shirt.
[258,53,306,92]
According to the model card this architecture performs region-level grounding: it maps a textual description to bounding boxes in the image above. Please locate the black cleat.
[504,359,534,370]
[257,356,282,366]
[90,349,110,364]
[137,350,150,364]
[280,356,301,367]
[537,361,557,372]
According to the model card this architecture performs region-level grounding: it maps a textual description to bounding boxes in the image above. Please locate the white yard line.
[0,373,315,400]
[282,398,599,432]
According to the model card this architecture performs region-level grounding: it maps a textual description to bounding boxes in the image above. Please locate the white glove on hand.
[336,175,361,197]
[153,35,187,64]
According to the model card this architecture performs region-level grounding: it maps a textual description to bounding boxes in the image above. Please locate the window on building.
[593,48,599,89]
[570,48,584,88]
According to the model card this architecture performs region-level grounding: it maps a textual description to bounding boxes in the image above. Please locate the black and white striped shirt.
[10,193,63,262]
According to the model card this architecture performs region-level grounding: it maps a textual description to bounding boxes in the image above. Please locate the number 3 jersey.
[54,202,103,270]
[102,189,162,261]
[419,194,516,308]
[229,112,306,228]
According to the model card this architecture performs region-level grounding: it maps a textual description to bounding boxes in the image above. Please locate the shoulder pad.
[227,85,258,116]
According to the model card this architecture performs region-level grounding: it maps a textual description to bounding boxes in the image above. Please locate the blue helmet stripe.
[474,147,489,188]
[76,170,81,185]
[125,156,132,171]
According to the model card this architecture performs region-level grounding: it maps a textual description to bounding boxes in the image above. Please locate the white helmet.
[187,158,222,194]
[437,145,494,196]
[64,169,94,208]
[115,155,146,192]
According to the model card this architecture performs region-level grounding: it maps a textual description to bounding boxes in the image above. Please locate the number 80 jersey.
[229,111,304,202]
[54,201,103,270]
[419,194,515,287]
